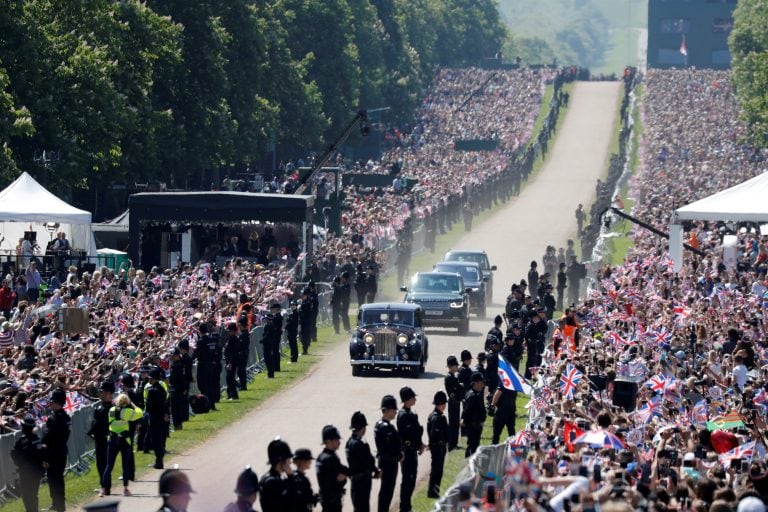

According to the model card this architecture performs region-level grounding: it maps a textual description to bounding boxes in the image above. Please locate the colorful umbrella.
[572,430,625,450]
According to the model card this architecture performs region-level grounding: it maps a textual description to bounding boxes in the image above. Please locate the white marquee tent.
[0,172,96,257]
[670,171,768,271]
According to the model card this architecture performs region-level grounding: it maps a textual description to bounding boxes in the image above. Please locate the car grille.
[374,330,398,359]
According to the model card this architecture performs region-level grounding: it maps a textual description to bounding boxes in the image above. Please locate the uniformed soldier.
[157,468,194,512]
[374,395,402,512]
[292,448,318,512]
[224,323,240,400]
[11,414,45,512]
[298,289,313,355]
[104,393,143,496]
[489,377,517,444]
[88,380,114,497]
[427,391,449,499]
[43,388,70,512]
[346,411,378,512]
[260,438,295,512]
[284,301,300,363]
[397,386,424,512]
[146,368,170,469]
[136,365,152,451]
[223,466,260,512]
[261,305,283,378]
[195,323,220,411]
[236,317,251,388]
[473,352,487,380]
[527,261,539,297]
[316,425,349,512]
[443,356,462,451]
[461,372,487,457]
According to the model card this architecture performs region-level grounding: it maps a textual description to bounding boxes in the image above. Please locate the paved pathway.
[84,81,621,512]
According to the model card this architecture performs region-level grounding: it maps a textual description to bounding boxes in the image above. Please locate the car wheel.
[351,365,361,377]
[458,317,469,336]
[419,357,426,374]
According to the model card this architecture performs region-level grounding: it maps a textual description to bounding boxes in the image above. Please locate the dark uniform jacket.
[11,432,45,476]
[224,334,240,367]
[260,468,294,512]
[457,364,473,391]
[195,333,220,364]
[316,448,349,504]
[169,360,186,390]
[145,382,169,418]
[284,309,299,336]
[461,389,487,426]
[445,371,463,402]
[88,399,111,441]
[427,409,448,448]
[374,419,401,464]
[346,433,376,480]
[237,331,251,360]
[396,407,424,452]
[43,409,70,461]
[291,471,316,512]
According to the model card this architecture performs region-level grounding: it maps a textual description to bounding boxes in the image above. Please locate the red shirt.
[0,286,15,311]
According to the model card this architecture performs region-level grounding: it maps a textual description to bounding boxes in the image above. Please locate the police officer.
[427,391,448,499]
[316,425,349,512]
[136,365,152,451]
[157,468,194,512]
[121,374,142,446]
[169,349,187,428]
[524,308,547,379]
[474,352,487,379]
[43,388,70,512]
[527,261,539,296]
[261,304,283,378]
[397,386,424,512]
[485,316,504,351]
[88,380,115,497]
[224,322,240,400]
[104,393,143,496]
[461,372,486,457]
[443,356,462,451]
[485,338,501,398]
[542,283,556,320]
[339,272,351,332]
[365,265,378,303]
[331,277,343,335]
[224,466,260,512]
[177,339,193,423]
[284,301,300,363]
[195,322,220,411]
[260,438,295,512]
[346,411,378,512]
[146,368,169,469]
[236,317,251,389]
[374,395,401,512]
[11,414,45,512]
[457,350,473,393]
[292,448,317,512]
[489,376,517,444]
[298,289,313,355]
[354,265,368,308]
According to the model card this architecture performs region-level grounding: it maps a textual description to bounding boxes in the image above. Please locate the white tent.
[0,172,96,257]
[670,171,768,271]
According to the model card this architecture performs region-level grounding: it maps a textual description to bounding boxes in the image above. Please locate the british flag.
[718,441,755,466]
[509,430,534,446]
[635,396,663,424]
[646,374,669,393]
[64,392,85,414]
[560,364,583,400]
[649,326,672,344]
[673,303,690,326]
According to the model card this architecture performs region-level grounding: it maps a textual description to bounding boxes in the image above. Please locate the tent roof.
[675,172,768,222]
[0,172,92,224]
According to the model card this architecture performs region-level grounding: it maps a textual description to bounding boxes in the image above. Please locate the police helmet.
[380,395,398,411]
[446,355,459,367]
[267,438,293,464]
[158,469,195,497]
[433,391,448,405]
[234,466,260,496]
[350,411,368,430]
[399,386,416,402]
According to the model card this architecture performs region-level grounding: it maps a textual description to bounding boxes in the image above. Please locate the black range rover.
[401,271,471,335]
[349,303,428,377]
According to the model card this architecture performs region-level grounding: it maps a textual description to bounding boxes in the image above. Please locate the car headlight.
[397,334,409,346]
[450,301,464,308]
[470,287,479,292]
[363,333,374,345]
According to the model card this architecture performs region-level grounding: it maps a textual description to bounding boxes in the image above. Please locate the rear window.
[361,309,414,326]
[411,274,462,293]
[446,252,489,270]
[435,264,479,282]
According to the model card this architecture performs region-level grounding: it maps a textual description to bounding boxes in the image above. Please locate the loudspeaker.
[613,378,640,412]
[588,374,607,392]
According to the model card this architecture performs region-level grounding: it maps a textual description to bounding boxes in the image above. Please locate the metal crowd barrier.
[432,442,509,512]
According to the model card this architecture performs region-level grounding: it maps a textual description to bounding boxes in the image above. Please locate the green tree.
[0,64,33,179]
[730,0,768,147]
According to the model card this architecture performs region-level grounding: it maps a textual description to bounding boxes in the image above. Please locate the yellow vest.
[108,405,143,435]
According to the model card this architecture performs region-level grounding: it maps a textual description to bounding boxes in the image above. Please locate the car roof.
[445,250,488,255]
[435,260,481,268]
[413,271,463,278]
[360,302,421,312]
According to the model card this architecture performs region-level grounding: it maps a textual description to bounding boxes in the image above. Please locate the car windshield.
[361,309,414,326]
[411,274,462,293]
[435,264,479,282]
[447,252,489,270]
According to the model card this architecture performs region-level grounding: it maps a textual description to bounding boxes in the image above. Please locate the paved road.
[91,81,621,511]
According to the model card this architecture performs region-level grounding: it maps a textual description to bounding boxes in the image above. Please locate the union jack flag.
[649,326,672,344]
[64,392,87,414]
[509,430,534,446]
[635,396,663,423]
[646,374,670,393]
[673,304,690,325]
[560,364,583,400]
[718,441,755,466]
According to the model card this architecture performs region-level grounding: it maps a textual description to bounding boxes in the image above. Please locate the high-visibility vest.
[108,405,143,436]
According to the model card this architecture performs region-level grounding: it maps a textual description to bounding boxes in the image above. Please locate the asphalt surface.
[86,81,621,512]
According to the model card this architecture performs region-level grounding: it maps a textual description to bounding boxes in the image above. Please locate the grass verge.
[0,323,349,512]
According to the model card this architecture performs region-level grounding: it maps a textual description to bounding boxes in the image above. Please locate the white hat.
[683,452,695,462]
[738,497,766,512]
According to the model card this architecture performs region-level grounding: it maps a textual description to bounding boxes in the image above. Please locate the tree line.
[0,0,506,196]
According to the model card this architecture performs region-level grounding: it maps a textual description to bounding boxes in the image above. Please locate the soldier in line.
[298,289,314,355]
[157,468,194,512]
[146,368,169,469]
[443,356,462,451]
[346,411,378,512]
[284,301,300,363]
[260,438,295,512]
[236,317,251,389]
[427,391,449,499]
[461,372,487,457]
[397,387,424,512]
[224,323,240,400]
[374,395,402,512]
[224,466,260,512]
[316,425,349,512]
[292,449,318,512]
[88,380,114,497]
[43,388,70,512]
[11,415,45,512]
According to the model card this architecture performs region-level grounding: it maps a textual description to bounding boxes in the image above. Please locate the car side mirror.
[465,288,473,294]
[491,265,497,271]
[399,286,407,292]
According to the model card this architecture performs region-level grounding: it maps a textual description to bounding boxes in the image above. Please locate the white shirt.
[732,363,748,389]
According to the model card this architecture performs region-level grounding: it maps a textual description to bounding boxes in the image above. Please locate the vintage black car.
[349,303,428,377]
[433,261,487,318]
[401,271,471,335]
[443,249,497,303]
